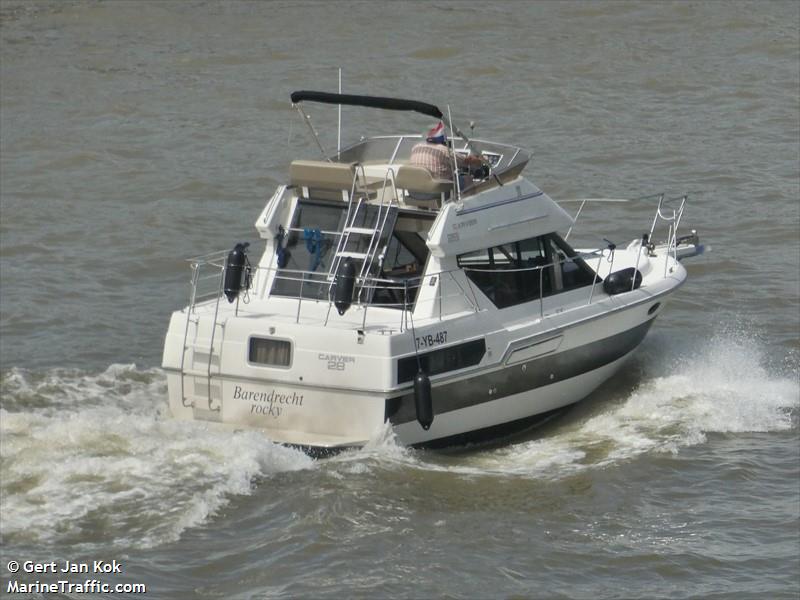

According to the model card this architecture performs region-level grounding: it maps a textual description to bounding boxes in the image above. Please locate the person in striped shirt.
[410,122,484,188]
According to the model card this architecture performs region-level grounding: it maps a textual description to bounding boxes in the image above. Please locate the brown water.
[1,1,798,598]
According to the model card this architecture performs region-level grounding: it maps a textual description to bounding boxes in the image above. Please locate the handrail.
[179,264,201,408]
[206,269,224,412]
[335,135,530,183]
[362,167,401,272]
[648,194,687,268]
[183,226,683,333]
[566,192,689,262]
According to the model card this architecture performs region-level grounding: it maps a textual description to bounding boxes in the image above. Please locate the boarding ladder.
[328,168,398,303]
[179,254,229,414]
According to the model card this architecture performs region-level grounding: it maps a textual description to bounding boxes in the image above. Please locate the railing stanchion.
[438,275,443,321]
[565,198,587,241]
[180,262,202,408]
[664,224,673,278]
[361,281,369,329]
[296,272,305,323]
[588,252,602,305]
[402,280,409,332]
[464,273,480,312]
[632,235,645,291]
[539,266,544,319]
[649,194,665,241]
[206,267,225,412]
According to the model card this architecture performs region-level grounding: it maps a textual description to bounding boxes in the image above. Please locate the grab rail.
[184,254,604,330]
[181,222,683,332]
[566,193,688,253]
[648,194,687,269]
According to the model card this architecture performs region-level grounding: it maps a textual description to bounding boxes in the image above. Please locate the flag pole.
[337,68,342,159]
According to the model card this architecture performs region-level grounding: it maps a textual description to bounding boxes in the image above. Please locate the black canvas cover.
[290,91,443,119]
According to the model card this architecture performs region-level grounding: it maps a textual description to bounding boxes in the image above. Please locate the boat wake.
[0,364,313,550]
[2,328,795,548]
[332,326,799,478]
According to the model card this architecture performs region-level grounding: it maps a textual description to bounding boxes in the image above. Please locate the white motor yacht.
[162,91,703,454]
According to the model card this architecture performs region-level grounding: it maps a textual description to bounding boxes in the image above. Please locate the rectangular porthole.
[249,337,292,367]
[397,339,486,384]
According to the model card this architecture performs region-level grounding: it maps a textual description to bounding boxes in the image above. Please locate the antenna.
[337,68,342,158]
[446,105,460,200]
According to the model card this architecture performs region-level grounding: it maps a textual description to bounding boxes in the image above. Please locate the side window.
[458,234,596,309]
[382,232,425,276]
[458,241,551,308]
[458,246,500,307]
[371,231,430,309]
[517,237,552,300]
[397,339,486,383]
[547,234,598,292]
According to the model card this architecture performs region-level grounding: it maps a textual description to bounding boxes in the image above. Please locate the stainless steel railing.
[181,250,637,331]
[181,205,690,333]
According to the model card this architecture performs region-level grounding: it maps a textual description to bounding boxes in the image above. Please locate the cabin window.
[383,231,426,274]
[397,339,486,384]
[547,234,598,292]
[371,230,429,309]
[271,199,394,300]
[249,337,292,367]
[272,199,431,308]
[271,200,344,300]
[457,233,597,309]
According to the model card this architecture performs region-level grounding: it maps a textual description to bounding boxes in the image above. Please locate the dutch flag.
[426,121,446,144]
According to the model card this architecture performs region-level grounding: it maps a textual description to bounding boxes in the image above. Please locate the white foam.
[481,327,799,476]
[355,327,799,480]
[3,329,797,545]
[326,421,421,475]
[0,364,313,549]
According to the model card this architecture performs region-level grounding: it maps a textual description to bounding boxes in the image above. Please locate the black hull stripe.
[386,318,654,425]
[412,406,567,450]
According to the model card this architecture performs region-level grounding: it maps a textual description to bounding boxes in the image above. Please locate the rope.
[303,227,324,271]
[241,254,253,304]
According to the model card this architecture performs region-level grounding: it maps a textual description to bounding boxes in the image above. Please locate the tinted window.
[397,339,486,383]
[548,233,599,292]
[271,200,396,300]
[271,201,344,300]
[457,234,597,309]
[249,338,292,367]
[371,231,429,309]
[458,239,551,308]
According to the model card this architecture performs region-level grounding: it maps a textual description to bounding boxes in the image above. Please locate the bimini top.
[290,90,443,119]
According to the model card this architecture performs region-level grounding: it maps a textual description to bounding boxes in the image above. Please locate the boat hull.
[164,293,663,452]
[388,312,653,446]
[166,372,386,448]
[393,343,641,447]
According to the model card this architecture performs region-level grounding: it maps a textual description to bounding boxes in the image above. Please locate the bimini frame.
[289,90,503,195]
